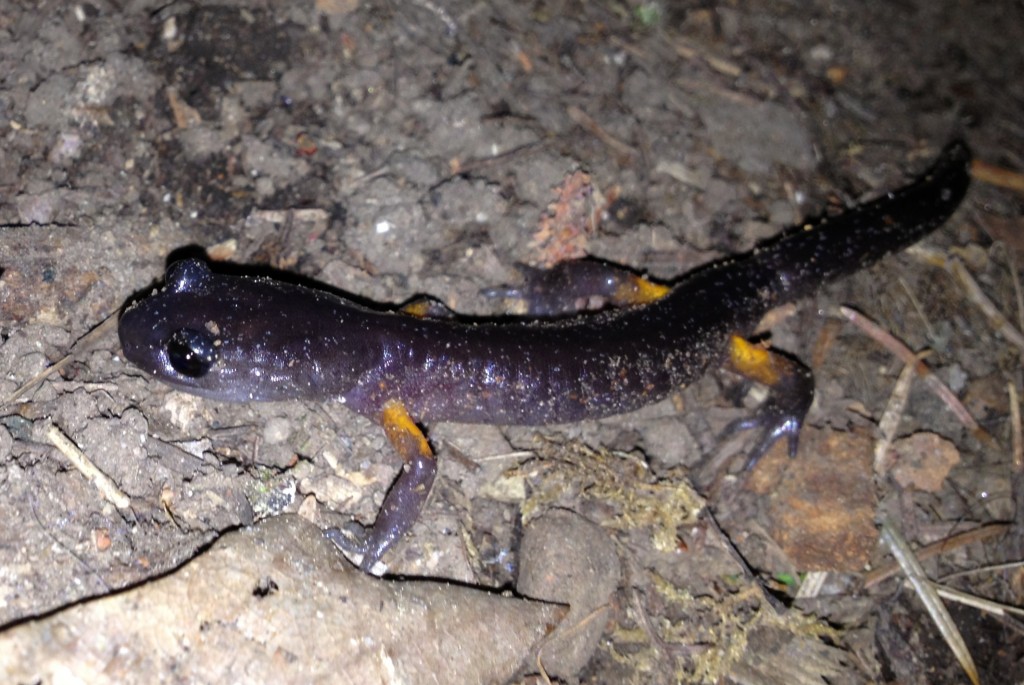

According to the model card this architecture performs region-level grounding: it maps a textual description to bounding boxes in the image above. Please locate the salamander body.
[119,140,972,571]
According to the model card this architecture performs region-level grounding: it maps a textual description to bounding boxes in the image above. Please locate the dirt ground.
[2,0,1023,683]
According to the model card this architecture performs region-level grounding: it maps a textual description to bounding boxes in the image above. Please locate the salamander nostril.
[166,328,219,377]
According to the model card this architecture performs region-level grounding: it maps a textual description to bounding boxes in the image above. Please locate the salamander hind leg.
[722,335,815,471]
[483,259,670,316]
[325,399,437,573]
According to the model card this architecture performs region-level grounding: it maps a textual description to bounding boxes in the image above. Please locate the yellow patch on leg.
[381,399,434,462]
[613,274,671,306]
[728,335,781,386]
[400,298,435,318]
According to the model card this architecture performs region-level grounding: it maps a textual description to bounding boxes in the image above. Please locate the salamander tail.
[762,140,972,303]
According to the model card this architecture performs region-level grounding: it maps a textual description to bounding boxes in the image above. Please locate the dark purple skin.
[119,140,971,570]
[481,260,659,315]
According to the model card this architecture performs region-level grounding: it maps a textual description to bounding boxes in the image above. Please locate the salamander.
[118,140,972,572]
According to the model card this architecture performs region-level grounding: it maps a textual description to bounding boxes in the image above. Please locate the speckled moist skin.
[119,140,972,571]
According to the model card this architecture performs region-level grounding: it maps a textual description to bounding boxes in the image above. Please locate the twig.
[1005,248,1023,333]
[873,361,917,476]
[3,312,119,406]
[933,583,1024,619]
[898,275,939,343]
[566,105,639,162]
[941,558,1024,583]
[534,602,608,685]
[948,256,1024,354]
[970,157,1024,195]
[444,139,546,179]
[879,518,980,685]
[1011,382,1023,471]
[42,421,131,510]
[864,522,1010,587]
[628,587,711,659]
[838,306,991,445]
[911,244,1024,353]
[794,571,828,600]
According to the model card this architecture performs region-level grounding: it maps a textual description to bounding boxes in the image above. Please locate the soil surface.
[2,1,1023,683]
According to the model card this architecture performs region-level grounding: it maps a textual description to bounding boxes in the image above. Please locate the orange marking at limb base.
[400,299,434,318]
[400,296,454,320]
[614,275,671,306]
[728,335,780,386]
[381,399,434,462]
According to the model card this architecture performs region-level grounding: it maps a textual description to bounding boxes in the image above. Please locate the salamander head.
[118,259,339,402]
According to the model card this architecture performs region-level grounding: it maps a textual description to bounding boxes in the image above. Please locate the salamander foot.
[724,335,815,471]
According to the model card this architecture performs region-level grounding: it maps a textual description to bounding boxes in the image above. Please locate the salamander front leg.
[326,399,437,572]
[723,335,815,471]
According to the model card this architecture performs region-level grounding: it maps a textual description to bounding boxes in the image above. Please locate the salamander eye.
[166,328,219,377]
